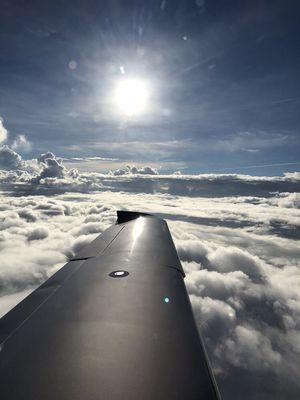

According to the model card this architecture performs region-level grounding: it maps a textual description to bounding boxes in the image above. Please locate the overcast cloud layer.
[0,146,300,399]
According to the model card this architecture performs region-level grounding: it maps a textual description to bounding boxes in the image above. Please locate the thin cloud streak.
[225,162,300,170]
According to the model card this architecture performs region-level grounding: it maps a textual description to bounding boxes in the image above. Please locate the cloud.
[276,192,300,209]
[223,325,281,370]
[0,119,8,144]
[0,120,31,154]
[36,152,72,181]
[64,156,118,162]
[109,164,159,176]
[0,145,24,170]
[208,247,266,283]
[214,131,288,153]
[0,146,299,199]
[185,268,249,302]
[11,134,31,152]
[37,152,59,164]
[18,209,37,222]
[27,226,49,241]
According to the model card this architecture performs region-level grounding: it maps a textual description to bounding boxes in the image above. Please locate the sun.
[113,78,149,117]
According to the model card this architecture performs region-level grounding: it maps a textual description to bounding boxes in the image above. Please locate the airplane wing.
[0,211,220,399]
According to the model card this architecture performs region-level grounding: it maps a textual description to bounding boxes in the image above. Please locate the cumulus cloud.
[109,164,159,176]
[18,209,37,222]
[27,226,49,241]
[277,192,300,209]
[0,119,8,144]
[37,155,66,180]
[37,151,59,164]
[11,134,31,152]
[208,247,267,283]
[223,325,281,370]
[0,146,300,199]
[0,120,31,154]
[0,145,24,170]
[0,195,115,301]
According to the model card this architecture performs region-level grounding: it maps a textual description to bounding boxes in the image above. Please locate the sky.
[0,0,300,175]
[0,1,300,399]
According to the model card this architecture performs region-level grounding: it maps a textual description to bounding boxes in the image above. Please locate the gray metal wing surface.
[0,211,220,399]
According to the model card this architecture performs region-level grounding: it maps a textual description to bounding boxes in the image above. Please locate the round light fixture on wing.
[113,78,149,117]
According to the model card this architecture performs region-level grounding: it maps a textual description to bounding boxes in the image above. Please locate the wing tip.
[116,210,153,224]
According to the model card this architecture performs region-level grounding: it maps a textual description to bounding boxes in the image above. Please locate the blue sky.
[0,0,300,175]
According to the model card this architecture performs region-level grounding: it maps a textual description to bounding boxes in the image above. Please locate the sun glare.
[113,78,149,117]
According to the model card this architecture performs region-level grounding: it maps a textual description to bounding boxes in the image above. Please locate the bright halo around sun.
[113,78,149,117]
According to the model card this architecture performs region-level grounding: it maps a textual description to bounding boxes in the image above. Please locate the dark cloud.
[27,227,49,241]
[18,209,37,222]
[37,157,66,180]
[0,145,24,170]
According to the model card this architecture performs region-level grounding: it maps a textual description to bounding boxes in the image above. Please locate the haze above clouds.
[0,145,299,399]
